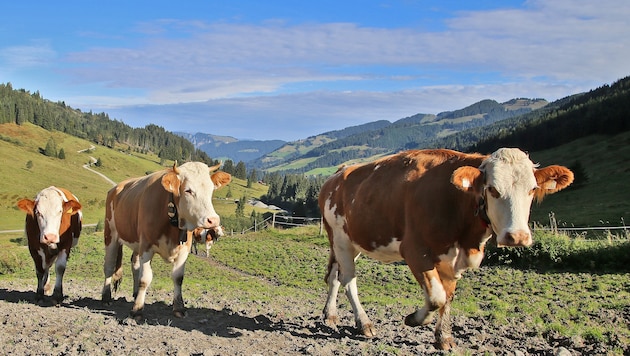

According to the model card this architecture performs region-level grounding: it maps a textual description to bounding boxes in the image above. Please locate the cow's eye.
[486,186,500,198]
[185,188,194,196]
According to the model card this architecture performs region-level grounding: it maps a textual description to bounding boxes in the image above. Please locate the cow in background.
[191,225,224,256]
[102,161,231,318]
[319,148,573,349]
[17,186,83,305]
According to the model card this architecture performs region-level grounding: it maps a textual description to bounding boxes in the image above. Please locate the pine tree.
[44,137,57,157]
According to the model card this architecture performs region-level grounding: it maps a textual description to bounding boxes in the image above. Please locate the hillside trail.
[78,145,116,187]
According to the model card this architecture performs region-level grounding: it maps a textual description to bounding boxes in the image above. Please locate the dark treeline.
[0,83,214,164]
[259,172,325,217]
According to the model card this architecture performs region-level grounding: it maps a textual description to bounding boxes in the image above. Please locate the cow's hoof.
[52,294,64,306]
[130,308,144,321]
[359,323,376,338]
[324,315,339,327]
[173,309,187,318]
[404,309,434,327]
[435,337,456,351]
[404,312,421,327]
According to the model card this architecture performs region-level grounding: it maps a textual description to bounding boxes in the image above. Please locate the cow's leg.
[130,251,141,298]
[51,250,68,305]
[404,267,444,327]
[34,259,49,304]
[130,250,154,319]
[334,243,374,337]
[171,246,190,318]
[322,251,341,327]
[102,240,123,305]
[434,278,457,350]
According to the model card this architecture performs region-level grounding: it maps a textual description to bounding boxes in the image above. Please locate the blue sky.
[2,1,628,141]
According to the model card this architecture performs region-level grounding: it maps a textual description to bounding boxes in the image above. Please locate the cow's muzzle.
[41,233,60,245]
[496,230,532,247]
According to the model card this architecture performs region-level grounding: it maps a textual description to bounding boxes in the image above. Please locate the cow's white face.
[17,187,80,247]
[451,148,574,247]
[34,188,66,246]
[162,162,231,231]
[481,148,538,247]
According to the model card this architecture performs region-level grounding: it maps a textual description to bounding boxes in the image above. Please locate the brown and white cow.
[318,148,573,350]
[17,186,83,305]
[191,225,224,256]
[101,161,231,318]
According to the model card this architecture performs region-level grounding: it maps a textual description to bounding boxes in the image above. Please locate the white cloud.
[1,40,56,69]
[100,80,588,141]
[53,0,630,140]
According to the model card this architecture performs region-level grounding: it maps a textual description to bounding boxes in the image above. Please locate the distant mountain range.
[181,98,548,171]
[175,132,285,163]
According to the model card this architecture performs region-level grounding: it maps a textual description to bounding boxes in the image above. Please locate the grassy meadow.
[0,122,269,231]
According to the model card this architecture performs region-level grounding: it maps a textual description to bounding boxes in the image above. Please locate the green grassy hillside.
[529,131,630,227]
[0,123,268,231]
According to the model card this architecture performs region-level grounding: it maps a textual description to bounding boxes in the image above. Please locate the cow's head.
[193,225,224,250]
[161,162,232,231]
[17,186,82,248]
[451,148,574,247]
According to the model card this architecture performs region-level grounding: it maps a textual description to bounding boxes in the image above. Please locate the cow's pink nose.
[503,231,532,247]
[206,218,219,228]
[43,233,58,244]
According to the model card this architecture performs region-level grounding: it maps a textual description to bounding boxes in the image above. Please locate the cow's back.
[320,149,486,254]
[105,172,167,245]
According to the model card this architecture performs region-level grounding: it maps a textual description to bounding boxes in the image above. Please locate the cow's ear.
[17,199,35,215]
[161,171,181,193]
[211,171,232,189]
[534,165,574,201]
[451,166,484,194]
[63,200,82,215]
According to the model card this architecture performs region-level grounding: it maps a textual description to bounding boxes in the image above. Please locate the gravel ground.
[1,271,626,356]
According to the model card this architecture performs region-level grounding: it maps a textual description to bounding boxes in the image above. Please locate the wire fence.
[231,214,629,241]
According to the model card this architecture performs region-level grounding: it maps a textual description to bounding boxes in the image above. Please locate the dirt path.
[78,145,116,187]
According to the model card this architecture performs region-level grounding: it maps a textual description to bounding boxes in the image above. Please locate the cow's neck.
[475,192,491,229]
[167,193,188,244]
[167,193,179,227]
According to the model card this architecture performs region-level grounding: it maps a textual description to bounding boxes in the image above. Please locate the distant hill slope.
[254,98,547,172]
[176,132,285,163]
[248,120,392,169]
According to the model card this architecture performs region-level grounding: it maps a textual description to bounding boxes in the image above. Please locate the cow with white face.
[319,148,574,349]
[102,161,231,318]
[17,186,83,305]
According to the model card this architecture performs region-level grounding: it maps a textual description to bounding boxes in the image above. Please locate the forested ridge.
[427,76,630,153]
[0,82,214,164]
[263,98,548,173]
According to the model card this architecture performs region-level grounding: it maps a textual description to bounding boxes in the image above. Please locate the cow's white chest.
[152,233,188,263]
[438,237,490,279]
